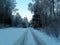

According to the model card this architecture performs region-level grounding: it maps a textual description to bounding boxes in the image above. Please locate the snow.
[25,29,37,45]
[0,27,60,45]
[31,28,60,45]
[0,28,27,45]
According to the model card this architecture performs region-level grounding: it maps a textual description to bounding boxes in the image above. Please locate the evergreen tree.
[15,13,22,27]
[28,0,43,28]
[0,0,16,26]
[28,0,60,37]
[22,17,29,28]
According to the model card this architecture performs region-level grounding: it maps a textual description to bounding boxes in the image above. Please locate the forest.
[0,0,60,38]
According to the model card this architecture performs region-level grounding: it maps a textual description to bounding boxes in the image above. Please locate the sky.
[16,0,33,21]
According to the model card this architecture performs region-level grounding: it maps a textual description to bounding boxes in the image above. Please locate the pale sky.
[16,0,33,21]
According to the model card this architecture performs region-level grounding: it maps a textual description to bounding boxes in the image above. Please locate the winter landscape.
[0,0,60,45]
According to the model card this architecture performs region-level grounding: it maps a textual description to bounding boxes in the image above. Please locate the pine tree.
[28,0,43,28]
[15,13,22,27]
[22,17,29,28]
[0,0,16,26]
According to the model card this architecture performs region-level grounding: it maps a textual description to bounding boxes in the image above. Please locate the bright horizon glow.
[16,0,33,22]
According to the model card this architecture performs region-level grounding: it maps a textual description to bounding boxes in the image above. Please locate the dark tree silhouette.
[0,0,16,26]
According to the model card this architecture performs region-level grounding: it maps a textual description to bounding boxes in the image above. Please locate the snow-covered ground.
[0,27,60,45]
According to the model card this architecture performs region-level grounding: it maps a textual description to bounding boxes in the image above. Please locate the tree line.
[28,0,60,38]
[0,0,60,37]
[0,0,29,28]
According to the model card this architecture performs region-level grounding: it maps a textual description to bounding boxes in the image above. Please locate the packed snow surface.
[0,27,60,45]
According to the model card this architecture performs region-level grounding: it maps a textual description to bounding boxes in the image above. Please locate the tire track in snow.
[13,29,28,45]
[30,28,47,45]
[25,28,37,45]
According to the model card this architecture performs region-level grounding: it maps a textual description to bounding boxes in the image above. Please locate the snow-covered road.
[0,28,60,45]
